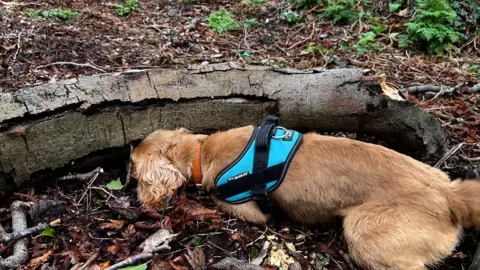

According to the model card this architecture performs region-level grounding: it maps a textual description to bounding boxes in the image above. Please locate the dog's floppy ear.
[133,150,186,208]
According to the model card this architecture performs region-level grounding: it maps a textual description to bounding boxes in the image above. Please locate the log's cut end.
[0,63,446,190]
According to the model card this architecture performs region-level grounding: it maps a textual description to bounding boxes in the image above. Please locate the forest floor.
[0,0,479,269]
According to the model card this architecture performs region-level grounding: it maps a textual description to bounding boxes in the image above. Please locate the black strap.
[212,163,284,199]
[251,116,279,214]
[253,115,278,172]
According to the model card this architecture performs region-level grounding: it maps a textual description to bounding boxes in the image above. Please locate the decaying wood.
[0,62,446,191]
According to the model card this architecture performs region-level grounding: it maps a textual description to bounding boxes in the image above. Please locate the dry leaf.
[230,232,242,241]
[398,8,408,16]
[27,250,53,270]
[99,219,125,230]
[177,199,219,221]
[184,247,206,270]
[98,261,110,269]
[107,245,118,255]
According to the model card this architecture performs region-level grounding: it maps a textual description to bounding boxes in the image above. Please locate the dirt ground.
[0,0,479,269]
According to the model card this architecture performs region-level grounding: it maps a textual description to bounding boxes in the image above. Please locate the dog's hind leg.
[342,199,461,270]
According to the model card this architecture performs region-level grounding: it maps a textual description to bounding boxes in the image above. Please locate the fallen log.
[0,62,446,191]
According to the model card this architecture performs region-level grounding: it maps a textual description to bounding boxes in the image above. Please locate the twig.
[460,155,480,162]
[89,187,117,200]
[123,144,133,190]
[105,243,171,270]
[57,167,104,182]
[339,250,356,270]
[1,219,60,243]
[77,249,100,270]
[36,62,107,73]
[434,142,465,168]
[401,82,471,94]
[250,241,270,265]
[75,169,102,205]
[12,31,22,61]
[287,21,316,51]
[469,83,480,93]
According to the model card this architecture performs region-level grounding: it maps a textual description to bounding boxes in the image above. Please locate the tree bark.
[0,62,446,190]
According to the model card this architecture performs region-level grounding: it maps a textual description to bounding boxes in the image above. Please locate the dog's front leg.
[211,196,271,224]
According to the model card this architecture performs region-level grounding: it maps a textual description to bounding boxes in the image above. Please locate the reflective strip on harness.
[212,124,303,205]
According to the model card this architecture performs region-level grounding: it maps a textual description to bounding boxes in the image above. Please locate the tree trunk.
[0,62,446,191]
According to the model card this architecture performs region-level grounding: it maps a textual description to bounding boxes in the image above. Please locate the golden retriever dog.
[131,124,480,270]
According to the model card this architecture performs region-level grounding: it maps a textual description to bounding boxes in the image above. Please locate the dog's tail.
[446,179,480,228]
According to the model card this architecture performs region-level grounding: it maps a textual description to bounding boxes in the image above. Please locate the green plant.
[24,8,40,18]
[118,264,147,270]
[243,18,262,28]
[107,178,124,190]
[399,0,464,55]
[389,1,403,13]
[306,44,334,54]
[280,11,301,24]
[207,8,240,34]
[41,227,56,238]
[354,31,381,52]
[242,0,267,5]
[324,0,358,24]
[114,0,139,16]
[469,64,479,73]
[191,232,215,247]
[236,50,253,60]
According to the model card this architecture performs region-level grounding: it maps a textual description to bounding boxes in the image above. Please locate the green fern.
[400,0,464,54]
[324,0,358,24]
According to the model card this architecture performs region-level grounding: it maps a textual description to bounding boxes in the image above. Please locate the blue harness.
[211,116,303,214]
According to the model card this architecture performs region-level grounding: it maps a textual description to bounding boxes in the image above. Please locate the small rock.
[167,9,177,17]
[288,262,302,270]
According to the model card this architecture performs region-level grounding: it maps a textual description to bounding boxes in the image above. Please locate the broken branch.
[0,219,60,243]
[57,167,104,183]
[104,243,171,270]
[1,201,31,269]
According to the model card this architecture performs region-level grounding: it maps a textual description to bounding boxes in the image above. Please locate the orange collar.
[192,142,203,185]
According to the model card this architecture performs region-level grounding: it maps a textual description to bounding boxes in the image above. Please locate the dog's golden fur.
[132,126,480,270]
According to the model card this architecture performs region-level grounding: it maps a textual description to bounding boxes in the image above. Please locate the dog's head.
[131,128,193,209]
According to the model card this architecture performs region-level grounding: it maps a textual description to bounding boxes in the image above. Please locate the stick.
[339,250,356,270]
[1,219,61,243]
[104,243,171,270]
[434,142,465,168]
[469,83,480,93]
[36,62,107,73]
[77,249,100,270]
[57,167,104,182]
[1,201,31,269]
[460,155,480,162]
[74,168,103,205]
[250,241,270,265]
[123,144,133,190]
